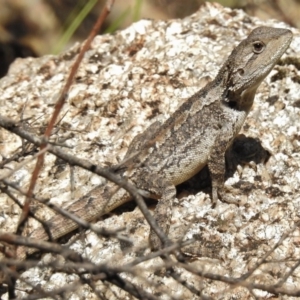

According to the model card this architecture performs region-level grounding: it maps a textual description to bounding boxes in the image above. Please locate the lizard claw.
[212,187,240,206]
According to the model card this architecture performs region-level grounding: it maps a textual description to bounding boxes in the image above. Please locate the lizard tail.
[16,182,132,259]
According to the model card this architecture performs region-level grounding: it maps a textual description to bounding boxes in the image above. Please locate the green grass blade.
[53,0,98,54]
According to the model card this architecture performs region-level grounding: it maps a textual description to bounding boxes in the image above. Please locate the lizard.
[4,26,292,259]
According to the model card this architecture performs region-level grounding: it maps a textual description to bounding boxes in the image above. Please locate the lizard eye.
[252,41,265,54]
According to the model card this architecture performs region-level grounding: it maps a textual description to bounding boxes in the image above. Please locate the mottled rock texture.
[1,2,300,299]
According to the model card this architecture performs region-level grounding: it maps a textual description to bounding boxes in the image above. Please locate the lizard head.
[220,26,292,109]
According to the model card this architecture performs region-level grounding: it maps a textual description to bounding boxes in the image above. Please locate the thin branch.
[273,258,300,288]
[0,233,83,262]
[0,114,170,248]
[238,221,300,281]
[179,262,300,297]
[0,145,49,181]
[19,0,116,238]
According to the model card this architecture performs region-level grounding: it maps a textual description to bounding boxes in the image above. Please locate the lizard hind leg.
[140,176,176,250]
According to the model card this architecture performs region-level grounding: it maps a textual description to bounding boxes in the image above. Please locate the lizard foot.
[212,186,240,206]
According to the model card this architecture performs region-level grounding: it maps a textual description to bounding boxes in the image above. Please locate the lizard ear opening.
[252,41,265,54]
[237,68,244,77]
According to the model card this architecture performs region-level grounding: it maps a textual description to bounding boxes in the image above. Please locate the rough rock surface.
[1,2,300,299]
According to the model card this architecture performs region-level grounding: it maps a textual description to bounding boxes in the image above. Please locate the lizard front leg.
[208,126,238,205]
